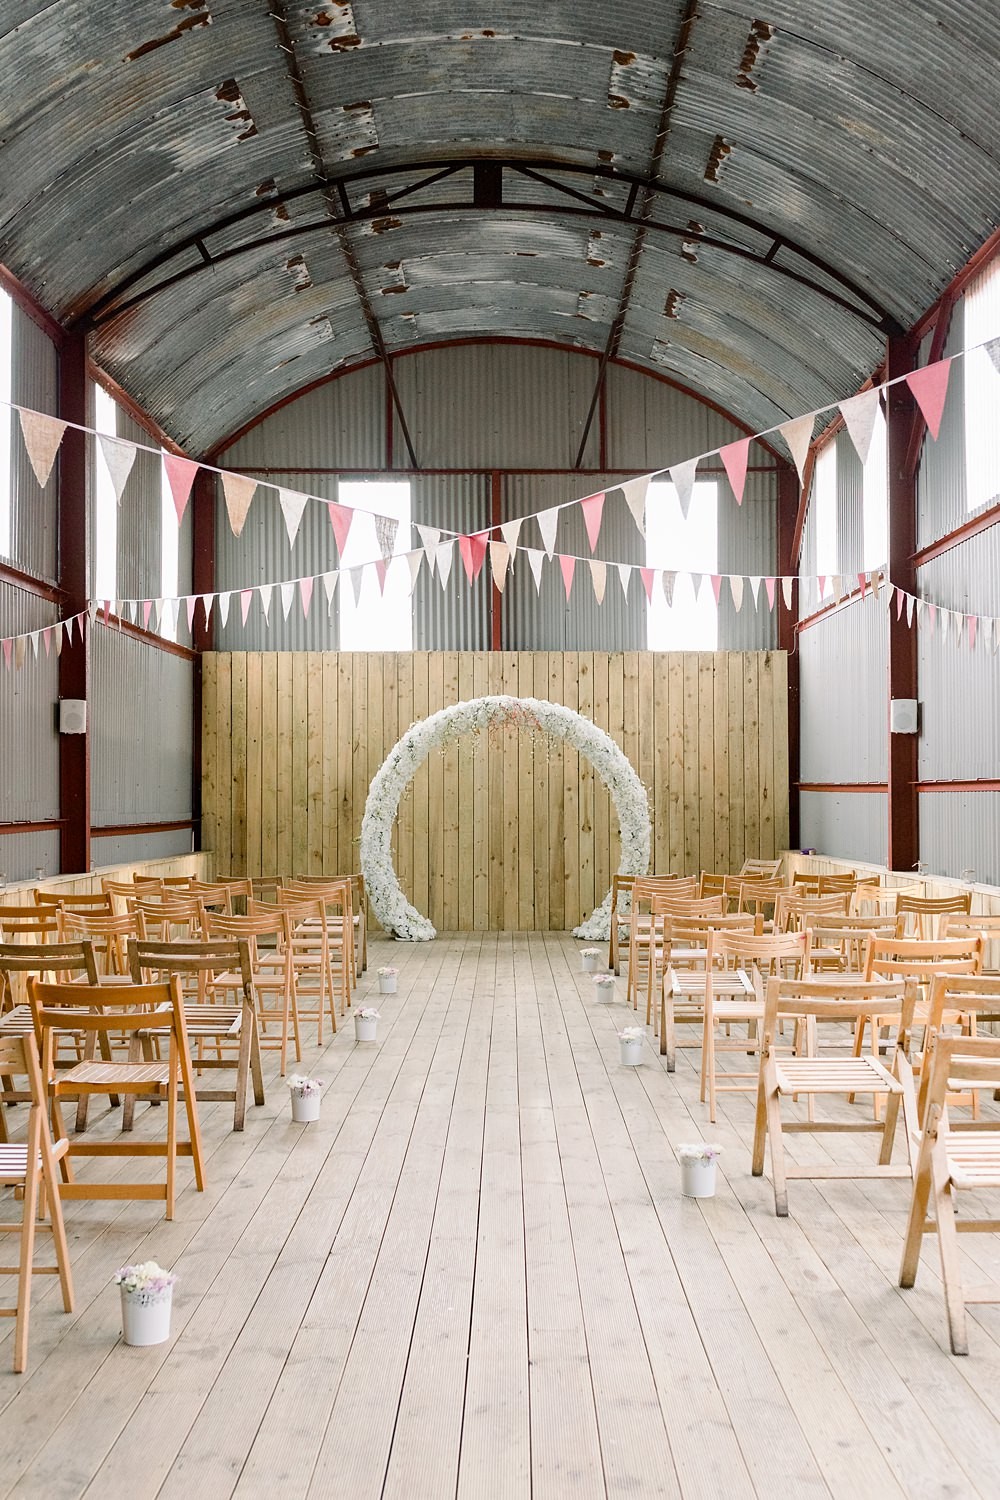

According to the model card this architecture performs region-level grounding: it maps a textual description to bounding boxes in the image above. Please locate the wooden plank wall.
[202,651,788,932]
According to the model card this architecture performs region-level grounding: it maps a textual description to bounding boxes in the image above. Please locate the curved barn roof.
[1,1,997,454]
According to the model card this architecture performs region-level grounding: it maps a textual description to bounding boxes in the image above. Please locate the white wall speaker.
[58,698,87,735]
[890,698,919,735]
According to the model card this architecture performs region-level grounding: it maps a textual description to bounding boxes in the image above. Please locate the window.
[337,480,412,649]
[0,288,11,559]
[645,479,718,650]
[813,441,837,599]
[93,383,118,602]
[963,258,1000,513]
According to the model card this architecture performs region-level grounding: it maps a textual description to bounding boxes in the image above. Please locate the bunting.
[580,492,605,552]
[99,435,138,503]
[620,475,650,534]
[719,438,751,506]
[278,487,310,548]
[668,459,697,521]
[17,410,67,490]
[838,388,881,466]
[906,358,952,442]
[778,414,814,484]
[163,453,200,525]
[222,472,256,538]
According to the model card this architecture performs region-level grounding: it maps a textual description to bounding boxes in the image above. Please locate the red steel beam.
[776,461,800,849]
[886,332,920,874]
[57,330,91,876]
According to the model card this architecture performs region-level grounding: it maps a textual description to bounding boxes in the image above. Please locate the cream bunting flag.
[589,558,607,605]
[489,540,510,593]
[278,487,310,547]
[537,506,560,559]
[199,594,213,626]
[781,576,794,610]
[729,575,744,612]
[163,453,200,525]
[778,413,814,484]
[620,476,650,534]
[668,460,697,521]
[99,435,138,503]
[662,570,676,607]
[406,551,423,591]
[838,388,881,466]
[222,472,256,538]
[17,409,67,490]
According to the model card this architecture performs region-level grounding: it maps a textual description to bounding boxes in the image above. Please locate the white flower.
[618,1025,644,1040]
[377,965,398,976]
[677,1142,722,1162]
[360,695,651,942]
[287,1075,322,1095]
[355,1006,381,1021]
[115,1260,176,1294]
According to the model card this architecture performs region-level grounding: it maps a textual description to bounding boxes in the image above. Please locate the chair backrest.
[895,890,972,938]
[698,872,727,899]
[706,927,807,982]
[941,914,1000,973]
[255,892,333,940]
[774,889,852,932]
[206,908,293,967]
[185,881,235,913]
[805,919,895,974]
[131,894,207,941]
[762,974,918,1048]
[28,976,187,1080]
[651,894,726,920]
[792,870,857,895]
[280,879,352,932]
[0,938,100,1008]
[56,908,137,974]
[32,888,113,914]
[631,876,698,911]
[128,937,253,998]
[134,873,193,889]
[865,934,984,982]
[0,1029,52,1120]
[736,879,791,916]
[919,1031,1000,1131]
[0,905,60,943]
[739,858,783,879]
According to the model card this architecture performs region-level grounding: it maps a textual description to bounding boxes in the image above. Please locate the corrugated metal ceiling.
[1,0,998,454]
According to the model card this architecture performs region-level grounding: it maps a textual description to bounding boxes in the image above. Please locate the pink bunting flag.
[969,615,978,650]
[42,626,52,656]
[858,572,868,599]
[764,577,777,610]
[710,575,723,604]
[163,453,200,525]
[927,602,937,632]
[458,532,488,584]
[374,560,388,595]
[559,555,576,601]
[17,409,67,490]
[142,600,153,630]
[906,358,952,442]
[719,437,751,505]
[639,567,655,603]
[327,501,354,557]
[185,596,197,631]
[240,589,254,626]
[222,472,256,537]
[299,577,313,618]
[580,492,605,553]
[2,638,11,670]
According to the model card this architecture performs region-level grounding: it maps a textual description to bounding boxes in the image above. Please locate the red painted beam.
[886,333,920,874]
[912,496,1000,566]
[57,331,91,876]
[776,461,800,848]
[92,819,197,837]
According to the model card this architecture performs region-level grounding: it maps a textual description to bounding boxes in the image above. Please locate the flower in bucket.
[593,974,615,994]
[377,966,398,977]
[287,1075,322,1096]
[115,1261,176,1295]
[676,1142,722,1163]
[618,1025,644,1041]
[581,947,601,958]
[355,1006,381,1021]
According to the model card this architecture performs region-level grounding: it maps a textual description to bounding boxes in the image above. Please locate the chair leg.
[932,1143,969,1355]
[14,1108,41,1373]
[175,1031,206,1194]
[765,1084,789,1216]
[900,1138,936,1288]
[165,1063,177,1221]
[751,1069,770,1176]
[233,1024,251,1132]
[248,1016,265,1107]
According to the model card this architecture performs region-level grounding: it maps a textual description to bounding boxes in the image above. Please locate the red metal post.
[886,333,920,873]
[190,468,216,850]
[57,331,91,874]
[776,461,800,850]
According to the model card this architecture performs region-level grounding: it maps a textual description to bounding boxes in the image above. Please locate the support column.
[776,460,800,850]
[886,333,920,873]
[57,331,90,874]
[190,468,216,848]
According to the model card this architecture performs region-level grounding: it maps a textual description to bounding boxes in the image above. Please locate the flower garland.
[360,695,651,942]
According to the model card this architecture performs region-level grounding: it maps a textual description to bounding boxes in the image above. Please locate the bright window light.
[862,403,888,570]
[963,258,1000,513]
[93,383,118,603]
[337,480,412,650]
[645,479,718,650]
[813,442,837,597]
[0,289,11,559]
[160,457,179,640]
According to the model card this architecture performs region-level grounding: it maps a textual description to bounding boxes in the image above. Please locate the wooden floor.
[5,933,1000,1499]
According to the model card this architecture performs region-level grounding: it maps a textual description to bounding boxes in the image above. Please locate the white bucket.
[378,974,398,993]
[355,1015,378,1042]
[680,1158,718,1198]
[581,952,602,973]
[121,1287,173,1347]
[619,1035,643,1066]
[290,1089,320,1123]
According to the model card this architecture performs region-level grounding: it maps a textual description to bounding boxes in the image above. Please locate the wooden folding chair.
[608,874,636,975]
[774,888,851,932]
[751,975,918,1215]
[942,913,1000,975]
[206,910,300,1074]
[658,912,762,1069]
[895,891,972,939]
[186,880,235,915]
[0,1032,74,1372]
[700,929,808,1123]
[739,858,783,879]
[285,874,368,977]
[642,895,726,1023]
[803,915,897,974]
[28,978,206,1221]
[0,906,60,945]
[128,939,264,1131]
[624,876,699,1009]
[56,908,137,977]
[131,894,208,942]
[33,889,113,916]
[281,878,356,1000]
[899,1032,1000,1354]
[255,892,339,1042]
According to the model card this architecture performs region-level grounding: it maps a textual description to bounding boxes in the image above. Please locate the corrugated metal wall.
[799,598,888,782]
[0,587,59,846]
[114,410,163,603]
[90,625,194,831]
[718,470,778,650]
[799,791,888,867]
[90,828,195,866]
[0,831,60,886]
[412,474,490,650]
[916,300,967,548]
[918,532,1000,782]
[919,792,1000,885]
[8,302,58,582]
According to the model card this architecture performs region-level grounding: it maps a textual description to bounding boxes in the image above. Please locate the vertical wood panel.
[202,651,788,928]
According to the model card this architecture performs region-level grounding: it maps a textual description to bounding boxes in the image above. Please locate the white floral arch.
[360,695,651,941]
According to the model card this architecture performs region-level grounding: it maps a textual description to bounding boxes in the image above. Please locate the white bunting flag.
[668,461,697,521]
[258,584,273,623]
[729,575,744,612]
[277,487,310,548]
[489,541,510,593]
[321,571,339,610]
[436,540,455,590]
[621,475,650,534]
[537,506,560,559]
[906,592,915,627]
[218,592,231,628]
[781,576,794,611]
[747,575,762,608]
[415,525,440,571]
[662,570,677,607]
[375,513,398,563]
[778,413,814,484]
[524,547,545,594]
[18,409,67,490]
[280,581,296,620]
[500,518,522,555]
[98,435,138,503]
[690,572,703,601]
[839,388,881,467]
[222,473,256,538]
[589,558,607,605]
[406,551,423,591]
[350,568,364,606]
[29,630,39,659]
[617,562,631,599]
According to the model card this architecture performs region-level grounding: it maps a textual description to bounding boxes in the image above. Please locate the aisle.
[3,932,1000,1500]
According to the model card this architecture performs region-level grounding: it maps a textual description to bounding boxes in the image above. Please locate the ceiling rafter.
[266,0,419,468]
